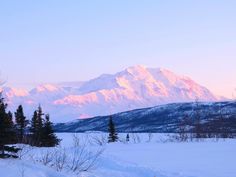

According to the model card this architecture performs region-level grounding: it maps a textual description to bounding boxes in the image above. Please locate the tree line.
[0,93,60,158]
[176,101,236,141]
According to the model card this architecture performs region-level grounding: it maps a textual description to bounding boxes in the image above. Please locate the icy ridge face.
[2,65,218,122]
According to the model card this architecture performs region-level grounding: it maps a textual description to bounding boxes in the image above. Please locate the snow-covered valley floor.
[0,133,236,177]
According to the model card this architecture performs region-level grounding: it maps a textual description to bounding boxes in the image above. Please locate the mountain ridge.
[1,65,220,122]
[54,101,236,133]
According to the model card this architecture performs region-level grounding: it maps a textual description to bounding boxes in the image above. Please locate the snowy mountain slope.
[2,65,219,122]
[54,101,236,133]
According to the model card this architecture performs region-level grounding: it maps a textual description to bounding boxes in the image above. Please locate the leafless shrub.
[157,134,176,143]
[69,143,104,173]
[69,134,104,173]
[17,144,34,159]
[54,148,67,172]
[90,134,107,146]
[38,149,55,166]
[39,134,103,174]
[147,133,153,142]
[130,133,141,143]
[72,133,81,147]
[118,135,128,144]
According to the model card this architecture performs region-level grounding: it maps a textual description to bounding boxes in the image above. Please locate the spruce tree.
[37,105,43,131]
[30,106,59,147]
[30,111,38,137]
[0,93,19,158]
[108,116,118,143]
[0,96,9,156]
[41,114,60,147]
[15,105,28,143]
[126,133,130,142]
[7,111,16,143]
[7,111,14,129]
[30,106,44,146]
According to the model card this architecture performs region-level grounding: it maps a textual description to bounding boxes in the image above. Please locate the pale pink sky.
[0,1,235,98]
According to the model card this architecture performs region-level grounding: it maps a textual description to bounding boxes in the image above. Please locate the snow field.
[1,133,235,177]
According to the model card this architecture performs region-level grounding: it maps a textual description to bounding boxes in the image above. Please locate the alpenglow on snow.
[2,65,218,122]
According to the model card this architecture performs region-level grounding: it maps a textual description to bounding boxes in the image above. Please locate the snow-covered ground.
[0,158,67,177]
[0,133,236,177]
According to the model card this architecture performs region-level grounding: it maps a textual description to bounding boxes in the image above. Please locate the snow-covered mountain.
[2,65,219,122]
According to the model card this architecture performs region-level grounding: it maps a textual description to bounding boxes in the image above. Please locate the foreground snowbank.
[0,159,67,177]
[1,133,235,177]
[58,133,236,177]
[102,140,236,177]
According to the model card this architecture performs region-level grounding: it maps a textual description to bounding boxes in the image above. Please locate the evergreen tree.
[0,93,19,158]
[30,106,44,146]
[15,105,28,143]
[30,111,38,136]
[0,95,9,155]
[41,114,60,147]
[126,133,130,142]
[108,116,118,143]
[30,106,60,147]
[7,111,16,143]
[7,111,14,128]
[37,105,44,132]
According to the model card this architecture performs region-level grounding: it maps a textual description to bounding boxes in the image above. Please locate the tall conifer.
[15,105,28,143]
[108,116,118,143]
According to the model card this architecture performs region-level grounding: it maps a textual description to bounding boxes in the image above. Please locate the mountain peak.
[31,84,59,93]
[1,87,28,98]
[126,65,147,72]
[2,66,220,122]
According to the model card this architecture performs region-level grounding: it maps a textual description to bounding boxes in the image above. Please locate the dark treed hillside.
[54,101,236,133]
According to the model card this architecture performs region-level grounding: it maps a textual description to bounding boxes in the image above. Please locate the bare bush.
[54,148,67,172]
[69,143,104,173]
[39,149,55,166]
[72,133,81,147]
[16,144,33,160]
[130,133,141,143]
[147,133,153,142]
[70,134,104,173]
[89,134,107,146]
[34,134,104,175]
